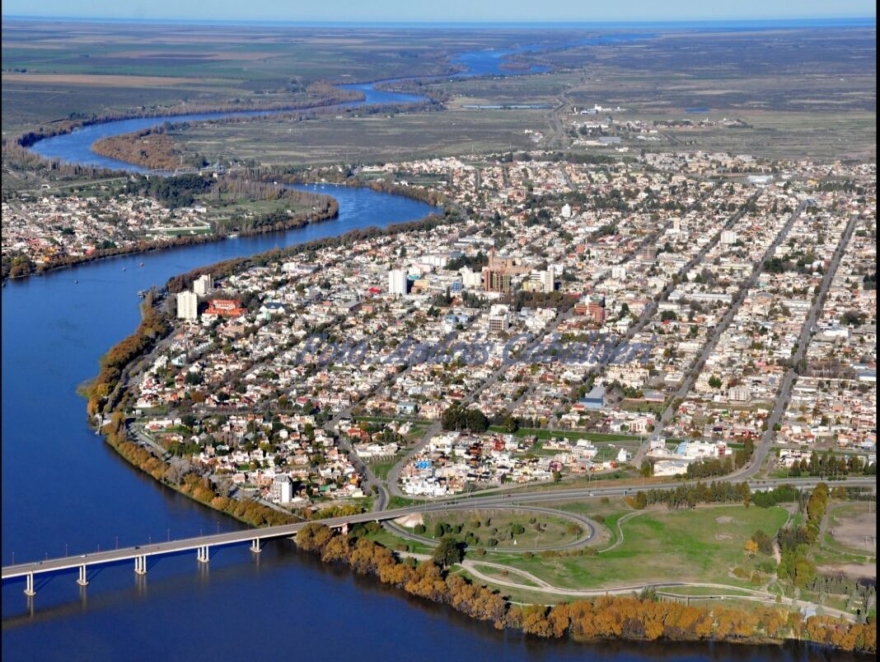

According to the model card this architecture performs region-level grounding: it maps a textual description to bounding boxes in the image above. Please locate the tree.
[708,375,723,389]
[432,535,465,568]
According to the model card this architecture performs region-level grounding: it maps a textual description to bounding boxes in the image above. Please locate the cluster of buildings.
[116,150,874,501]
[398,431,625,497]
[2,193,210,266]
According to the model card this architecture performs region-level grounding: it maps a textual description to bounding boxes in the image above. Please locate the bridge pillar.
[24,572,35,597]
[77,564,89,587]
[250,539,262,553]
[134,555,147,575]
[197,546,210,564]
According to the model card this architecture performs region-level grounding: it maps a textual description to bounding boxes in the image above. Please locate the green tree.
[432,535,465,568]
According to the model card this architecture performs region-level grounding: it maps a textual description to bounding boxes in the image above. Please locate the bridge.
[3,477,873,596]
[0,507,415,596]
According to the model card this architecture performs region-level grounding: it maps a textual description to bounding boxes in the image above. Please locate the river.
[2,39,867,662]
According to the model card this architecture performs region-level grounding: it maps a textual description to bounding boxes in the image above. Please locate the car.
[134,546,140,550]
[80,554,87,558]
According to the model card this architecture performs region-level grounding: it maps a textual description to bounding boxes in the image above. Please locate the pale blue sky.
[2,0,876,23]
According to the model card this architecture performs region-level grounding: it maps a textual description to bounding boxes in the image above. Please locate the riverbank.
[1,192,340,283]
[293,521,876,654]
[13,93,369,151]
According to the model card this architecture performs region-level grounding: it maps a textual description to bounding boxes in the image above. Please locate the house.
[579,385,606,410]
[397,401,418,416]
[205,298,246,317]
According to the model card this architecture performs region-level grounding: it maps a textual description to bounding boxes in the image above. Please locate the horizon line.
[2,14,876,27]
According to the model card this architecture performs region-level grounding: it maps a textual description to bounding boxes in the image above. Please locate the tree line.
[293,522,875,652]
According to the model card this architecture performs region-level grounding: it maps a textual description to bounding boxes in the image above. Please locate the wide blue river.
[2,39,866,662]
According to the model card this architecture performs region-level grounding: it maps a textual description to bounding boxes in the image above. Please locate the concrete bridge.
[1,508,407,596]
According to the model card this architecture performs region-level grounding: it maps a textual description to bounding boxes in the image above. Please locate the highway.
[4,474,873,585]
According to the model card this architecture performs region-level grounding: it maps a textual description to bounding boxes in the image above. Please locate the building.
[579,385,606,410]
[587,295,606,325]
[388,269,408,295]
[204,299,245,317]
[720,230,738,245]
[482,268,512,293]
[271,474,293,504]
[488,304,509,334]
[727,384,751,403]
[459,267,483,289]
[542,266,555,293]
[176,291,199,321]
[193,273,213,297]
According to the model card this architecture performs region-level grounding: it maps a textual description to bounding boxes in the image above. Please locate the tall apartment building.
[176,291,199,321]
[271,474,293,503]
[482,268,512,293]
[388,269,408,295]
[193,273,213,297]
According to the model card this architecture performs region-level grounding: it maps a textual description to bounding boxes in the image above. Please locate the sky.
[1,0,876,23]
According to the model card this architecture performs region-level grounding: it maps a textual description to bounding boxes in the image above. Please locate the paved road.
[7,475,870,580]
[716,210,861,482]
[633,197,802,468]
[738,211,862,478]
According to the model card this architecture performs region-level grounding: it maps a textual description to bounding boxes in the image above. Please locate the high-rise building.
[271,474,293,503]
[542,266,555,293]
[388,269,407,295]
[193,273,213,297]
[177,291,199,321]
[482,268,512,293]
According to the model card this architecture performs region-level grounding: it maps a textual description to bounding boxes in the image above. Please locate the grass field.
[367,454,406,481]
[3,21,873,167]
[493,505,789,590]
[422,509,584,551]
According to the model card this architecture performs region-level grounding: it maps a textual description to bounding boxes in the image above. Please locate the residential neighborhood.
[65,150,875,507]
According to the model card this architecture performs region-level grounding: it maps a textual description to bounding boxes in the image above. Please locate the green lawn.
[367,453,405,480]
[423,509,583,551]
[496,505,789,590]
